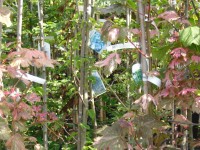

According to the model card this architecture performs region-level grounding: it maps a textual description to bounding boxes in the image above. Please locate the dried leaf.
[28,137,37,143]
[134,115,164,143]
[134,94,157,110]
[0,7,12,27]
[173,114,192,128]
[94,121,127,150]
[123,111,134,119]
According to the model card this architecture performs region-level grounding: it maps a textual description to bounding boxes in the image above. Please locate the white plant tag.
[148,75,161,87]
[16,71,46,85]
[106,42,140,51]
[38,42,51,59]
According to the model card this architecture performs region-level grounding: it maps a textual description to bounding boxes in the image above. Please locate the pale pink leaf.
[178,88,197,95]
[25,93,40,104]
[192,56,200,63]
[150,30,159,38]
[130,28,141,35]
[135,94,157,110]
[177,18,190,25]
[158,11,180,21]
[170,47,187,59]
[95,53,121,67]
[107,28,120,42]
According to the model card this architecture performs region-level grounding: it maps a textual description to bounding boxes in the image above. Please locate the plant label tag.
[16,71,46,85]
[98,19,107,23]
[132,63,143,83]
[89,30,106,54]
[38,42,51,59]
[148,75,161,87]
[107,42,140,51]
[91,70,106,97]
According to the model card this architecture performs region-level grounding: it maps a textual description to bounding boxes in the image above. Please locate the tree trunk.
[17,0,23,52]
[77,0,91,149]
[0,0,3,60]
[38,0,48,149]
[138,0,148,101]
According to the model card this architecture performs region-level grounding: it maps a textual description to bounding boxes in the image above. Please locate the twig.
[100,74,129,110]
[44,123,65,143]
[16,82,32,105]
[169,120,200,126]
[127,37,150,58]
[56,121,78,142]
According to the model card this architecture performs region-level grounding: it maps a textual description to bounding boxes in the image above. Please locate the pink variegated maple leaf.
[48,112,58,121]
[191,56,200,63]
[25,93,40,104]
[12,102,32,121]
[95,53,121,67]
[158,11,180,21]
[170,47,187,59]
[37,112,48,122]
[178,88,197,95]
[130,28,141,35]
[134,94,157,110]
[7,48,57,68]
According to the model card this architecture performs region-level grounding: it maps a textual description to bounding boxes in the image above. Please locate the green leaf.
[80,123,90,130]
[127,0,136,10]
[180,26,200,47]
[87,109,95,121]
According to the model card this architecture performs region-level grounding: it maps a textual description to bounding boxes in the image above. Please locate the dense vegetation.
[0,0,199,150]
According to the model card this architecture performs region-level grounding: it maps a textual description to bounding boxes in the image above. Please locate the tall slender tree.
[77,0,91,149]
[0,0,3,59]
[38,0,48,149]
[17,0,23,52]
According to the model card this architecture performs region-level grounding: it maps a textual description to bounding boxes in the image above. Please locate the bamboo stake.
[38,0,48,149]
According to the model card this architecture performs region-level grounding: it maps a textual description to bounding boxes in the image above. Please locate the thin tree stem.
[38,0,48,149]
[17,0,23,52]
